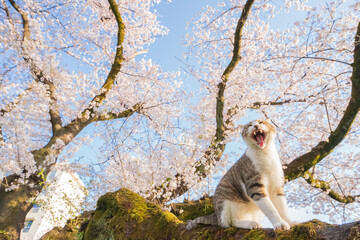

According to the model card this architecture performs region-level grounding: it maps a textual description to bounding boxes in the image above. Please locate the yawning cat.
[186,119,297,230]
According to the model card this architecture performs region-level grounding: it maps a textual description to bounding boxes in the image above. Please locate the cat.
[186,119,297,230]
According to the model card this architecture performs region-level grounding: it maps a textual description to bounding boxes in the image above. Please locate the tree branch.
[196,0,255,178]
[147,0,255,204]
[80,0,125,120]
[7,0,63,135]
[223,92,323,128]
[221,0,254,82]
[0,0,11,19]
[284,22,360,181]
[93,103,143,122]
[8,0,30,41]
[303,171,359,204]
[251,98,308,109]
[204,6,243,29]
[294,56,352,66]
[32,0,127,166]
[5,0,130,172]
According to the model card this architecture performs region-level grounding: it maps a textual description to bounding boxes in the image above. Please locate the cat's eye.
[259,121,263,124]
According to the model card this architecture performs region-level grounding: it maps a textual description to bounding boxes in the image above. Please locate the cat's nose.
[254,125,259,129]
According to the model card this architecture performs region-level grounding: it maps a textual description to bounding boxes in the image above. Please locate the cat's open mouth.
[252,130,266,147]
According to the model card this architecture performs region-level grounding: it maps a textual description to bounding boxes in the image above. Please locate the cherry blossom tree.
[0,0,359,239]
[0,0,183,238]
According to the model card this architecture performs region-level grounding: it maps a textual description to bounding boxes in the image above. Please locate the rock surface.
[41,188,360,240]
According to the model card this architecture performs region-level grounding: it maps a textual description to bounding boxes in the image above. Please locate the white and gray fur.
[186,119,297,230]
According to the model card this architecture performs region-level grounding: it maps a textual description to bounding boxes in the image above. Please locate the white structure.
[20,168,86,240]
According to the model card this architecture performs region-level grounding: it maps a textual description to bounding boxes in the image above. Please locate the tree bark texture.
[0,174,42,240]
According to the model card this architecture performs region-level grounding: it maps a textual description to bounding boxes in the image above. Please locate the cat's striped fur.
[186,119,297,230]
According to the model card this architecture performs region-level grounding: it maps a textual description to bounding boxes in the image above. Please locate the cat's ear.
[238,124,246,132]
[239,124,247,136]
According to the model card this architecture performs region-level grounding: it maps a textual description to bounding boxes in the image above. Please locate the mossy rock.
[41,189,360,240]
[83,188,182,240]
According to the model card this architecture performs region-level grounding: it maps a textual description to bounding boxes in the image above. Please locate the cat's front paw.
[273,219,290,230]
[234,220,262,229]
[247,221,262,229]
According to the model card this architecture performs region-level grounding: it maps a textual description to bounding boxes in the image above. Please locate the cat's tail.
[186,213,217,230]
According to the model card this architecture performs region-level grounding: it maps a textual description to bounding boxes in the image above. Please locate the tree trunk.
[0,174,42,240]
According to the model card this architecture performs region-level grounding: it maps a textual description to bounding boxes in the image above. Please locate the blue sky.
[147,0,313,72]
[148,0,218,72]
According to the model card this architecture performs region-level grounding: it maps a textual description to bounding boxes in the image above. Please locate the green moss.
[224,226,237,235]
[196,228,213,240]
[276,220,325,240]
[0,230,11,240]
[170,196,214,222]
[223,227,244,240]
[242,229,266,240]
[156,209,181,229]
[76,231,84,240]
[41,227,78,240]
[292,223,317,239]
[83,188,182,240]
